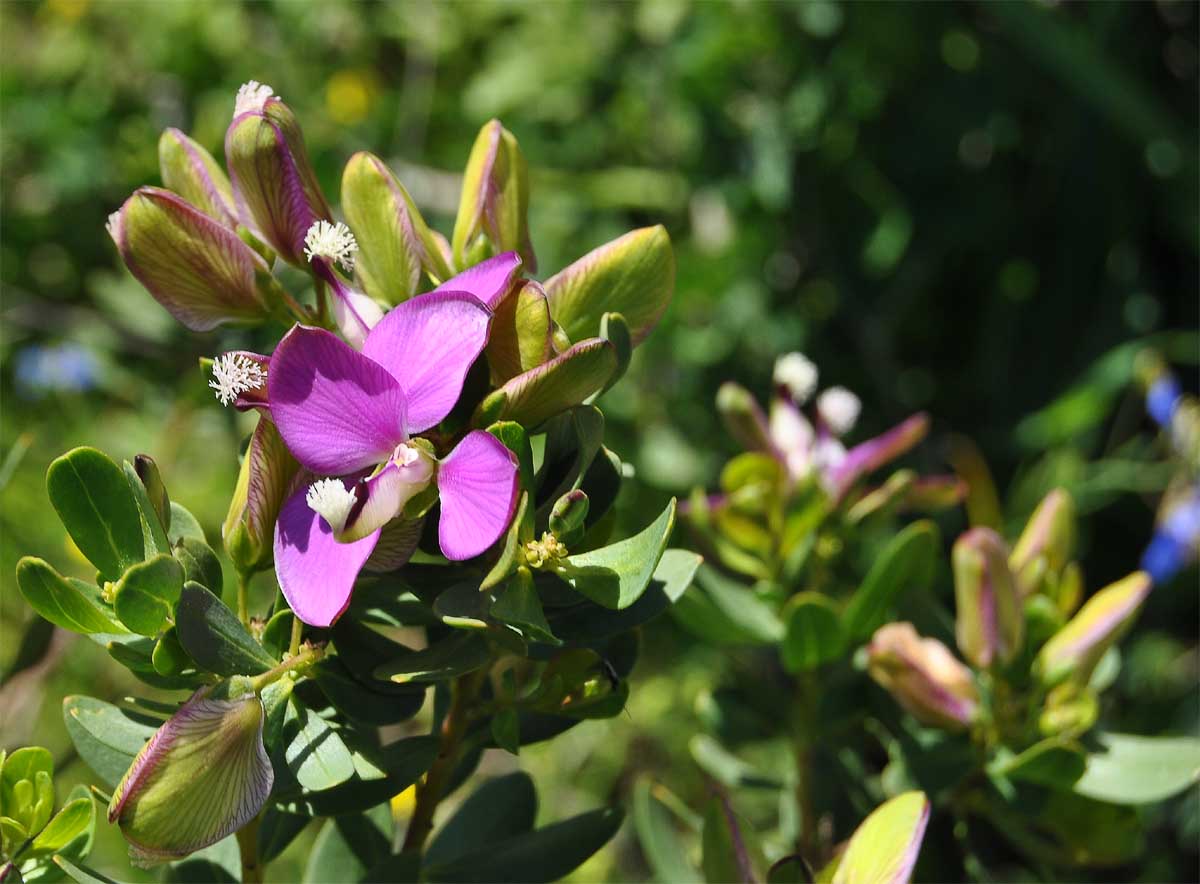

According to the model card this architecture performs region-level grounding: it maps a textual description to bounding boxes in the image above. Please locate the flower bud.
[1038,681,1099,738]
[108,684,273,867]
[953,527,1023,668]
[716,382,773,454]
[867,622,978,731]
[1034,571,1152,688]
[158,128,238,228]
[549,489,589,546]
[109,187,272,331]
[451,119,535,272]
[1009,488,1075,585]
[225,88,332,266]
[223,417,300,575]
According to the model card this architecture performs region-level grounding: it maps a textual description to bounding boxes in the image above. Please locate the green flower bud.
[108,686,272,867]
[222,417,300,575]
[133,454,171,535]
[451,119,535,272]
[158,128,238,228]
[226,88,332,266]
[867,622,979,731]
[1034,571,1152,688]
[953,527,1023,668]
[716,382,773,454]
[108,187,272,331]
[549,490,589,546]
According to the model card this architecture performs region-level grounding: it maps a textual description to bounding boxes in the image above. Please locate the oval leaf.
[781,592,845,672]
[843,521,939,642]
[15,557,126,635]
[113,554,184,636]
[46,447,145,581]
[176,582,274,676]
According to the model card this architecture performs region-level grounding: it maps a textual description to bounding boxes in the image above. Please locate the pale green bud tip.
[1010,487,1075,576]
[953,527,1023,668]
[716,382,772,453]
[108,687,272,867]
[1035,571,1152,687]
[867,622,978,731]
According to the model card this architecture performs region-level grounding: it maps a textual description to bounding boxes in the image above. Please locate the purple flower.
[269,290,519,627]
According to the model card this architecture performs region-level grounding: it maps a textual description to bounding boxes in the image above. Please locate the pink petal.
[274,483,379,627]
[827,413,930,498]
[361,291,492,434]
[268,326,407,475]
[436,430,519,561]
[432,251,522,309]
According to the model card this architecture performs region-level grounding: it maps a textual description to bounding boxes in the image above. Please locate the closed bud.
[134,454,171,534]
[226,89,332,266]
[549,490,589,546]
[1034,572,1152,688]
[223,417,300,575]
[158,128,238,228]
[108,684,272,867]
[341,151,452,304]
[452,120,535,272]
[953,527,1023,668]
[1038,681,1099,738]
[109,187,272,331]
[867,622,979,731]
[716,382,773,454]
[1010,488,1075,587]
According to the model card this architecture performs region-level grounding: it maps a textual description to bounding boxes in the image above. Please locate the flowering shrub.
[13,83,696,882]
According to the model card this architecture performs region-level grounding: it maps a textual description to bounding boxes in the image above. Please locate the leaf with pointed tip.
[632,780,699,884]
[53,856,120,884]
[46,447,145,582]
[545,226,674,345]
[29,797,93,858]
[375,632,491,684]
[176,583,274,676]
[16,558,126,635]
[554,500,676,610]
[842,521,939,642]
[473,339,616,430]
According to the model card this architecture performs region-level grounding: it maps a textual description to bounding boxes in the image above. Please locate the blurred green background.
[2,1,1196,880]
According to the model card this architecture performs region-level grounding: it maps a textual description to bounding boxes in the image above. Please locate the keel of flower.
[304,220,359,272]
[234,80,276,116]
[209,353,267,406]
[306,478,358,535]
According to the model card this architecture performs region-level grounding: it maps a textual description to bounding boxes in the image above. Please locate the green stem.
[793,673,820,861]
[402,669,486,853]
[236,572,251,627]
[236,812,263,884]
[288,615,303,658]
[248,643,325,693]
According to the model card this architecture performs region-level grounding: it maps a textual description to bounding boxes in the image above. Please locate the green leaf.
[701,796,760,884]
[257,808,309,865]
[425,807,622,883]
[545,226,674,345]
[173,537,224,599]
[427,772,537,868]
[481,493,529,592]
[434,582,491,631]
[283,697,356,792]
[112,554,184,636]
[168,502,206,545]
[176,582,274,675]
[491,709,520,755]
[596,312,632,395]
[690,735,782,790]
[830,791,929,884]
[1074,732,1200,804]
[486,422,536,497]
[1,747,54,836]
[151,626,193,676]
[535,406,605,514]
[123,460,170,558]
[52,856,120,884]
[671,566,784,645]
[781,592,845,672]
[842,521,939,642]
[492,568,558,645]
[631,780,699,884]
[29,797,93,857]
[474,339,616,430]
[555,499,676,609]
[303,805,390,884]
[46,447,145,581]
[988,739,1086,791]
[312,659,424,727]
[375,632,491,684]
[133,454,172,536]
[62,696,157,789]
[15,558,126,635]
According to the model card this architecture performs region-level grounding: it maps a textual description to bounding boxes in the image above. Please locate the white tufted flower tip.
[773,352,819,404]
[209,353,267,407]
[303,220,358,272]
[818,386,862,436]
[305,478,357,534]
[235,81,277,116]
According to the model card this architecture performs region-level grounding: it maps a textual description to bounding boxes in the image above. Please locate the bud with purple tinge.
[953,527,1023,668]
[867,622,979,731]
[108,683,273,867]
[1009,488,1075,593]
[158,128,239,229]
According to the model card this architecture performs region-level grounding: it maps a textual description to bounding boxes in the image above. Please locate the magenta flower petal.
[268,326,407,475]
[432,251,522,309]
[827,412,930,498]
[274,483,379,627]
[436,430,519,560]
[361,291,492,433]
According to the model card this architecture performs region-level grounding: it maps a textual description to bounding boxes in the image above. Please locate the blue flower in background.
[1146,375,1182,429]
[14,342,97,398]
[1141,489,1200,585]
